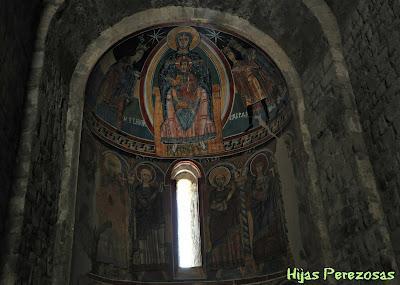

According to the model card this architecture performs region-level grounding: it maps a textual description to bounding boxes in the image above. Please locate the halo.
[103,152,122,174]
[250,153,269,176]
[208,166,231,188]
[135,163,156,183]
[167,26,200,51]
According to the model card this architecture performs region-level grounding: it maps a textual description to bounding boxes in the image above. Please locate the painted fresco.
[71,136,171,282]
[204,150,290,278]
[95,152,130,275]
[74,23,294,283]
[128,163,167,270]
[247,152,289,270]
[206,165,242,271]
[85,24,290,158]
[72,131,292,282]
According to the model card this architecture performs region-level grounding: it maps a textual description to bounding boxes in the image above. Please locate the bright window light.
[176,177,202,268]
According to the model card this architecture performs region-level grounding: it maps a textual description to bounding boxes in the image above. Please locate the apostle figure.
[207,166,242,268]
[158,26,216,148]
[223,43,274,132]
[249,154,285,265]
[250,155,276,236]
[128,164,166,267]
[96,153,130,274]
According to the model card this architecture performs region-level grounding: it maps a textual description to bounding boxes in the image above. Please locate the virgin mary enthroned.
[158,26,216,146]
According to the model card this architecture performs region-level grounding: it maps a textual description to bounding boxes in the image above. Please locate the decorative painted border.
[88,109,291,158]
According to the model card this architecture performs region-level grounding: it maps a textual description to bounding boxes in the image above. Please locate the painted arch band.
[6,4,362,285]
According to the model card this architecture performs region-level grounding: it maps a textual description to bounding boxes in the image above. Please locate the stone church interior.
[1,1,400,284]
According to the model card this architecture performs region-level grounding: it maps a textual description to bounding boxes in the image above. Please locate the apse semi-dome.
[85,24,291,158]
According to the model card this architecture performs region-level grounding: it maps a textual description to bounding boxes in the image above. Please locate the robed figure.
[250,155,287,265]
[223,44,274,131]
[96,42,148,128]
[128,164,166,268]
[158,26,216,146]
[207,166,242,269]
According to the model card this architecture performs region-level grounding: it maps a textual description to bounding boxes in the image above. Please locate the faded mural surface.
[72,24,294,284]
[205,151,289,277]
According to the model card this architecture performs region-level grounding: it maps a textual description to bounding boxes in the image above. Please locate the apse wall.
[71,128,297,283]
[70,23,300,283]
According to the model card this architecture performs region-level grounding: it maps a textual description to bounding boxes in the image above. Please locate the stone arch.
[54,7,325,283]
[4,2,394,285]
[303,0,397,274]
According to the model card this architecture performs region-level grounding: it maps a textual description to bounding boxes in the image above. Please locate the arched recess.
[1,1,398,283]
[169,160,205,279]
[54,7,328,284]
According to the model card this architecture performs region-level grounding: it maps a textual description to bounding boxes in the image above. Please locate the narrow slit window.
[176,173,202,268]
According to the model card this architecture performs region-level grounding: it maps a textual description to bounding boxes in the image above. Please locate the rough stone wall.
[16,60,69,284]
[327,0,400,268]
[301,44,397,274]
[287,127,324,269]
[301,53,356,270]
[0,0,42,253]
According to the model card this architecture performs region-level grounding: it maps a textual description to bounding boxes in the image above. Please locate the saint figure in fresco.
[250,154,285,265]
[223,41,274,132]
[96,152,130,275]
[250,156,276,237]
[158,26,216,148]
[97,40,148,128]
[207,166,242,268]
[127,164,166,267]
